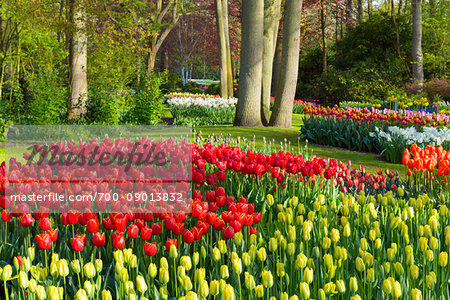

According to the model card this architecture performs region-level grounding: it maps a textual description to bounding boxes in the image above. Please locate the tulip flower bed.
[270,98,316,114]
[303,105,450,128]
[167,94,237,126]
[0,138,449,300]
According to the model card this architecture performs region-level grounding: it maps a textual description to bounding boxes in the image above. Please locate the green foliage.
[301,115,383,152]
[124,72,165,125]
[171,105,235,126]
[339,101,372,109]
[182,81,204,94]
[406,78,450,102]
[160,72,183,94]
[205,83,221,96]
[25,67,66,125]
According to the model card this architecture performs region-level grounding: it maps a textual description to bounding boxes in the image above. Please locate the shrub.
[406,78,450,101]
[183,81,204,94]
[205,83,221,96]
[160,72,183,94]
[339,101,372,109]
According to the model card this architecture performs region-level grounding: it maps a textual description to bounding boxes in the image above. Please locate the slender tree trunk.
[357,0,363,21]
[320,3,327,74]
[68,0,88,120]
[346,0,353,21]
[391,0,395,16]
[269,0,302,128]
[398,0,402,14]
[271,32,282,96]
[261,0,281,125]
[368,0,372,18]
[412,0,423,86]
[222,0,234,97]
[215,0,229,99]
[234,0,264,127]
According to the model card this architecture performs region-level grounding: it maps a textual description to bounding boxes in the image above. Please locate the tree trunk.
[357,0,363,21]
[412,0,423,86]
[271,31,282,96]
[222,0,234,97]
[269,0,302,128]
[320,3,327,74]
[261,0,281,125]
[146,42,157,74]
[346,0,353,21]
[68,0,88,120]
[398,0,402,14]
[215,0,229,99]
[391,0,395,16]
[368,0,372,18]
[234,0,264,127]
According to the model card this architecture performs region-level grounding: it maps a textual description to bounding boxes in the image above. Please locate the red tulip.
[15,255,23,266]
[39,217,51,231]
[71,236,85,252]
[250,227,257,235]
[1,210,11,222]
[112,231,125,249]
[165,238,177,252]
[182,229,194,244]
[151,222,162,235]
[140,226,152,240]
[115,217,128,232]
[223,226,235,239]
[87,218,99,233]
[102,217,115,230]
[144,242,157,256]
[92,232,106,247]
[36,234,52,250]
[47,228,59,242]
[20,213,34,227]
[68,211,80,224]
[127,224,139,238]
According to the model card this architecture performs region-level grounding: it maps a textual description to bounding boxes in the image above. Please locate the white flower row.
[167,96,238,109]
[371,126,450,146]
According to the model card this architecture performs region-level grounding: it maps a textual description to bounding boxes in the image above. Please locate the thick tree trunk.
[269,0,302,128]
[68,0,88,120]
[412,0,423,86]
[215,0,229,99]
[271,32,282,96]
[357,0,363,21]
[234,0,264,127]
[320,4,327,74]
[222,0,234,98]
[146,42,157,74]
[261,0,281,125]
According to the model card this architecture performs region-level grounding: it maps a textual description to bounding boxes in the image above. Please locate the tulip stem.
[4,281,9,300]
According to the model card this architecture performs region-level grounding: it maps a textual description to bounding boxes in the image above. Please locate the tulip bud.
[28,247,35,262]
[288,226,296,242]
[394,262,404,276]
[336,279,346,294]
[355,257,365,272]
[94,259,103,273]
[148,263,157,278]
[19,270,29,289]
[197,280,209,298]
[255,285,264,298]
[439,251,448,267]
[223,284,234,300]
[232,256,242,275]
[160,257,169,269]
[266,194,274,206]
[136,275,147,293]
[324,282,336,295]
[2,264,12,281]
[182,275,193,291]
[48,286,59,300]
[322,237,331,250]
[76,289,88,300]
[343,223,351,238]
[287,243,296,256]
[411,288,422,300]
[84,281,94,298]
[383,279,391,295]
[299,282,310,299]
[269,238,278,252]
[303,267,314,284]
[237,252,248,267]
[220,265,229,279]
[261,270,273,288]
[349,277,358,293]
[392,280,401,298]
[159,286,168,299]
[50,261,59,278]
[84,262,96,279]
[429,236,438,250]
[36,285,47,300]
[426,272,436,290]
[276,262,285,277]
[295,253,307,270]
[245,272,255,290]
[257,247,267,262]
[409,264,419,280]
[212,247,221,262]
[120,268,129,283]
[193,252,200,266]
[210,280,219,296]
[71,259,81,274]
[367,268,375,282]
[169,244,178,259]
[387,248,395,261]
[159,268,169,285]
[102,290,112,300]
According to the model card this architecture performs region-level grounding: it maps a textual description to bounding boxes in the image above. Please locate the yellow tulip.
[300,282,310,299]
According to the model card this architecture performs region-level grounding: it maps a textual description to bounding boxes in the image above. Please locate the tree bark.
[269,0,302,128]
[320,3,327,74]
[222,0,234,98]
[234,0,264,127]
[412,0,423,86]
[261,0,281,125]
[215,0,229,99]
[68,0,88,120]
[357,0,363,21]
[271,31,282,96]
